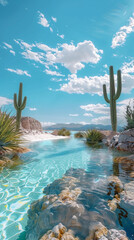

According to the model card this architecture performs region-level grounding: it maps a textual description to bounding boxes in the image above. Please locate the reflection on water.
[0,135,133,239]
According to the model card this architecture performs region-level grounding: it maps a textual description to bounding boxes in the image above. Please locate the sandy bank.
[22,132,69,142]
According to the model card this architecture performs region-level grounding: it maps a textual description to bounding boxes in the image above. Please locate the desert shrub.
[84,129,103,144]
[57,128,71,136]
[0,111,23,154]
[124,99,134,129]
[74,131,84,138]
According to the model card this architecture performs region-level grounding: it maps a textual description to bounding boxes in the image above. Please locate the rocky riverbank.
[105,128,134,153]
[25,168,131,240]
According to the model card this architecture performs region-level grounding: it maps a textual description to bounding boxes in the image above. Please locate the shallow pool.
[0,134,133,239]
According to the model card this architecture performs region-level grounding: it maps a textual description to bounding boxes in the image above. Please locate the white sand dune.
[22,132,69,142]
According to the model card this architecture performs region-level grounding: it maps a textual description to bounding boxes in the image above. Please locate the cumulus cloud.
[7,68,31,77]
[45,69,64,77]
[38,11,49,27]
[14,39,103,74]
[29,108,37,111]
[0,96,12,107]
[59,70,134,95]
[112,13,134,48]
[80,103,109,114]
[83,113,93,117]
[46,40,103,73]
[80,99,133,126]
[0,0,8,6]
[69,114,79,117]
[52,17,57,22]
[60,74,109,95]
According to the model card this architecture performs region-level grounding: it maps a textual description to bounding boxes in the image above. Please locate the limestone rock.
[109,128,134,152]
[25,168,129,240]
[40,223,79,240]
[122,181,134,205]
[21,117,43,133]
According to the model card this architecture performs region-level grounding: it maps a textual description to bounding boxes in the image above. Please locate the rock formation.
[106,128,134,152]
[25,168,129,240]
[21,117,43,134]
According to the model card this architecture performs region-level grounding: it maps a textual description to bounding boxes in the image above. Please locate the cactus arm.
[114,70,122,100]
[103,84,110,104]
[20,96,27,110]
[14,94,18,110]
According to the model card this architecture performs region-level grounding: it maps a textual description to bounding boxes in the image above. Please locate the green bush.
[84,129,103,144]
[74,131,84,138]
[57,128,71,136]
[0,111,23,154]
[125,99,134,130]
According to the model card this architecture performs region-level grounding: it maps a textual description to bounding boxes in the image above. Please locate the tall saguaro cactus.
[103,66,122,132]
[14,82,27,130]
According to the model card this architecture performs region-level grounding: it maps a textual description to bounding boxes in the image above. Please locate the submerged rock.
[26,168,129,240]
[40,223,79,240]
[122,181,134,206]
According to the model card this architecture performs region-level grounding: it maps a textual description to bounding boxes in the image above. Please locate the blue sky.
[0,0,134,127]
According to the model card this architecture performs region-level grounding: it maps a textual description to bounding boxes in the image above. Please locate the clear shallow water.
[0,134,133,240]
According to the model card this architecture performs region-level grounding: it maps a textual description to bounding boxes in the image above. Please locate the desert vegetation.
[57,128,71,136]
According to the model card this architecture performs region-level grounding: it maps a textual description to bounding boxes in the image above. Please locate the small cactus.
[14,82,27,130]
[103,66,122,132]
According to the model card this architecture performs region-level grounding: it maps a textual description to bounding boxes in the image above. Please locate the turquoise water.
[0,134,133,239]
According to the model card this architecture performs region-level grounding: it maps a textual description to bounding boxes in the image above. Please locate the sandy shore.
[22,132,69,142]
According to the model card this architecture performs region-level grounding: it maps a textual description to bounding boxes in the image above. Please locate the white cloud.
[91,116,110,125]
[50,27,53,32]
[60,74,109,95]
[0,0,7,6]
[10,50,15,56]
[57,33,64,39]
[7,68,31,77]
[80,103,109,114]
[103,64,108,68]
[45,69,64,77]
[14,39,35,50]
[21,50,45,64]
[121,60,134,74]
[38,11,49,28]
[69,114,79,117]
[46,40,103,73]
[41,122,55,127]
[0,96,12,107]
[59,70,134,95]
[52,17,57,22]
[83,113,93,117]
[29,108,37,111]
[112,13,134,48]
[3,42,12,49]
[80,99,133,126]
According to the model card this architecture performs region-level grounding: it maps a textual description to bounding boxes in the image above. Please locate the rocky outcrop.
[26,169,129,240]
[107,129,134,152]
[21,117,43,134]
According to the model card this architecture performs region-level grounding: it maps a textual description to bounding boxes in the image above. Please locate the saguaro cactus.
[103,66,122,132]
[14,82,27,130]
